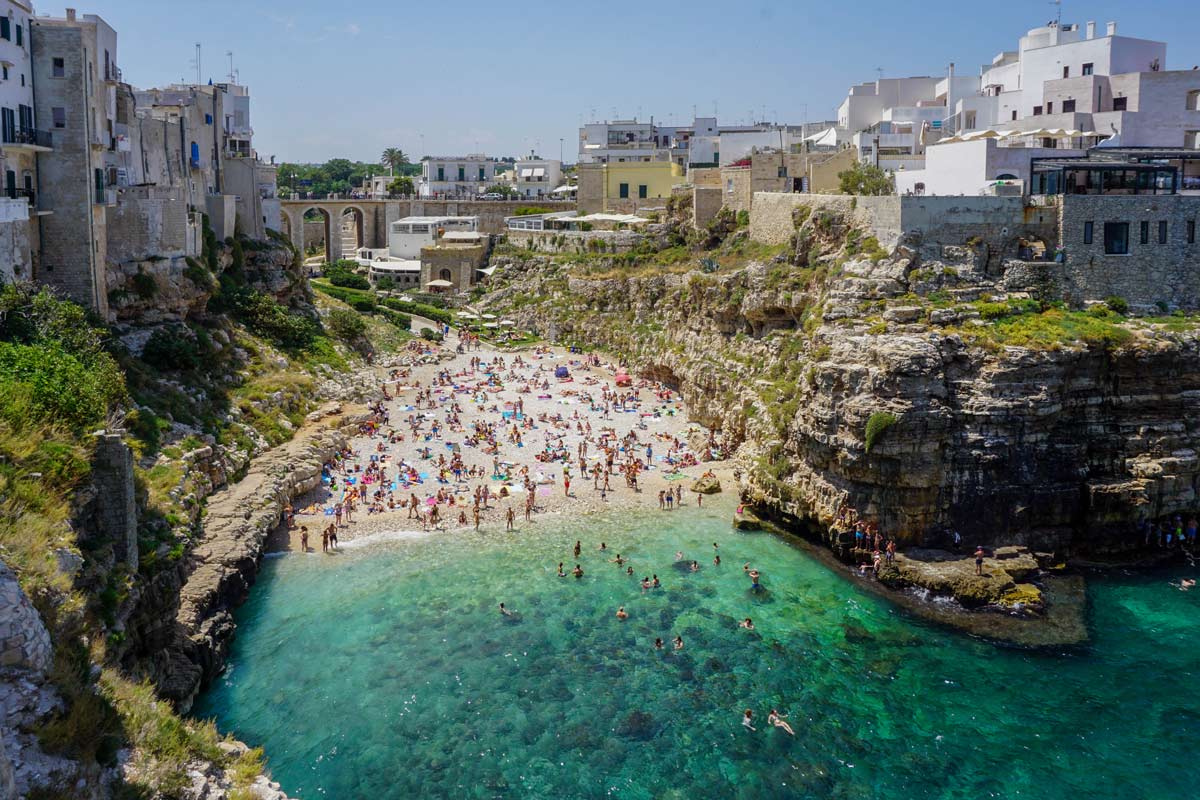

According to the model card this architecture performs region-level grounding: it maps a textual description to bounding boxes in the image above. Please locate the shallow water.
[196,504,1200,799]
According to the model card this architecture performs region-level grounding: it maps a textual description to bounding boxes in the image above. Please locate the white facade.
[512,158,561,198]
[419,156,496,197]
[578,116,811,168]
[0,0,41,212]
[895,138,1085,197]
[951,21,1200,148]
[388,216,478,259]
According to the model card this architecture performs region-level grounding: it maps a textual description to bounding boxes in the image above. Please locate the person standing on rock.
[974,546,985,576]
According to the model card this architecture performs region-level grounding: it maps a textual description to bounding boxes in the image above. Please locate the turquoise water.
[196,504,1200,799]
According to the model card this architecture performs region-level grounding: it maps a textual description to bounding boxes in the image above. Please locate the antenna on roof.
[189,43,201,84]
[875,66,883,81]
[226,50,235,84]
[1051,0,1062,26]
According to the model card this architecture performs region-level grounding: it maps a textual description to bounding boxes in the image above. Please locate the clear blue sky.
[44,0,1200,164]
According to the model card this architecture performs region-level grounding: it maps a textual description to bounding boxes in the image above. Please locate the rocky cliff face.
[484,218,1200,558]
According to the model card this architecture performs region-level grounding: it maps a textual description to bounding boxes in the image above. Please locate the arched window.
[439,268,452,282]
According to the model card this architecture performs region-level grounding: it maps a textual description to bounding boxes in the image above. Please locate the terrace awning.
[426,279,453,287]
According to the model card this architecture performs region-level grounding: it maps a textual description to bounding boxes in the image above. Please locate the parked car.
[479,193,503,200]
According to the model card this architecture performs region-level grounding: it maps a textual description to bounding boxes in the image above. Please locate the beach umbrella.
[482,313,498,320]
[457,311,479,319]
[484,322,500,328]
[501,319,515,326]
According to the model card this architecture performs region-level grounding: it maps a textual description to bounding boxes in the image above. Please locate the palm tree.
[380,147,409,174]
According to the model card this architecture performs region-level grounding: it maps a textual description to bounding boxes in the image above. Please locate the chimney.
[1106,21,1117,36]
[65,8,76,21]
[1086,21,1096,40]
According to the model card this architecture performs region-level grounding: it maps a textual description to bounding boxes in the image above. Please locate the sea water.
[195,503,1200,799]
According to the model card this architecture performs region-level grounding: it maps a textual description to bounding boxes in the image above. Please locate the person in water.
[616,606,628,620]
[675,551,684,561]
[573,564,584,578]
[673,635,684,650]
[767,709,795,736]
[611,554,626,566]
[557,562,566,577]
[749,569,761,590]
[740,617,755,630]
[599,542,608,551]
[654,637,664,650]
[499,603,513,616]
[652,574,661,588]
[574,540,582,558]
[690,560,700,572]
[742,709,756,731]
[714,554,721,566]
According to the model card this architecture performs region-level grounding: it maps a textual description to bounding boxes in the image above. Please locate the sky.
[41,0,1200,165]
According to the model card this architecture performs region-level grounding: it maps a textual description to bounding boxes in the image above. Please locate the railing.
[104,64,122,82]
[3,187,34,204]
[3,127,52,148]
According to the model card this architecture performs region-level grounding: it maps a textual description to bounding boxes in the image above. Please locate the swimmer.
[499,603,513,616]
[740,617,755,630]
[673,635,684,651]
[627,565,634,576]
[767,709,795,736]
[1180,578,1196,591]
[742,709,756,731]
[616,606,629,620]
[743,563,751,573]
[574,540,581,558]
[654,637,664,650]
[641,576,651,590]
[652,574,661,588]
[611,554,626,565]
[573,564,584,578]
[600,542,608,551]
[557,562,566,577]
[690,560,700,572]
[675,551,684,561]
[714,554,721,566]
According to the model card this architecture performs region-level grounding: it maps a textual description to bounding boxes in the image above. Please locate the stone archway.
[339,206,365,255]
[299,206,333,264]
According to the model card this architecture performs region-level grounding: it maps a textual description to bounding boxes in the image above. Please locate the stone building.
[419,234,489,292]
[29,8,118,315]
[0,0,47,281]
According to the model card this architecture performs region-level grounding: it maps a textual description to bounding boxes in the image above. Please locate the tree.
[322,158,357,184]
[381,147,410,172]
[387,176,414,196]
[838,162,895,196]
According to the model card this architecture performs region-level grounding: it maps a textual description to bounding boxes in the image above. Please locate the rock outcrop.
[148,419,355,711]
[483,220,1200,565]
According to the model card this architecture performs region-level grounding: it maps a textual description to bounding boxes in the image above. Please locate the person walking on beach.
[329,525,338,550]
[506,507,515,531]
[300,527,309,552]
[321,528,329,553]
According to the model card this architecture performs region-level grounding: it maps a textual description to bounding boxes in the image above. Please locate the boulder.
[733,507,762,531]
[691,476,721,495]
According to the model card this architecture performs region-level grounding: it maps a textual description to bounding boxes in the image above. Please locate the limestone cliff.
[483,214,1200,560]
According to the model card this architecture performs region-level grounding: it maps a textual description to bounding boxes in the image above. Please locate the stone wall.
[0,204,31,283]
[420,243,489,291]
[722,168,753,214]
[1055,194,1200,311]
[750,192,1057,260]
[87,432,139,569]
[0,562,52,675]
[105,189,188,265]
[506,228,645,254]
[693,186,723,230]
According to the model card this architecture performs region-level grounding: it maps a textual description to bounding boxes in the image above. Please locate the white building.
[419,156,496,197]
[837,75,977,169]
[0,0,44,279]
[947,20,1200,148]
[577,116,817,169]
[512,158,561,199]
[388,216,478,259]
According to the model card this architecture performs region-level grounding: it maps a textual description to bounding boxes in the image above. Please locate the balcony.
[3,187,35,205]
[104,65,122,83]
[3,127,53,152]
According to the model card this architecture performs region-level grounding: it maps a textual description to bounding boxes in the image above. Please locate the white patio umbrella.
[500,319,516,326]
[483,322,500,328]
[482,313,498,320]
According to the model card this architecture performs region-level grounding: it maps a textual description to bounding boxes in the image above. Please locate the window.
[1011,110,1018,121]
[1188,220,1196,244]
[52,57,64,78]
[618,182,629,199]
[1113,97,1128,111]
[1062,99,1076,113]
[1,66,7,81]
[457,166,464,181]
[1033,105,1043,116]
[1189,91,1200,112]
[15,24,20,47]
[51,107,65,128]
[1046,102,1054,114]
[1063,66,1070,78]
[1104,222,1130,255]
[439,268,452,282]
[1082,63,1094,76]
[638,184,648,199]
[204,113,212,125]
[478,167,485,181]
[1140,221,1150,244]
[1083,221,1094,244]
[0,18,9,40]
[1159,221,1168,244]
[726,178,734,194]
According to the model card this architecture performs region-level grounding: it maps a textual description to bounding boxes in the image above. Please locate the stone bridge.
[280,198,576,262]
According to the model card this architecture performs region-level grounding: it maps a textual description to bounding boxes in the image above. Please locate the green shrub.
[380,297,453,325]
[326,264,370,290]
[735,209,750,227]
[183,257,213,290]
[327,309,367,342]
[864,411,898,453]
[375,276,397,291]
[131,271,158,300]
[0,343,125,432]
[141,327,203,371]
[224,288,317,349]
[514,206,554,217]
[420,327,443,342]
[1105,296,1129,315]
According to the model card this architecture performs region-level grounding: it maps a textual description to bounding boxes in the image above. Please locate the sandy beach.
[270,332,733,553]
